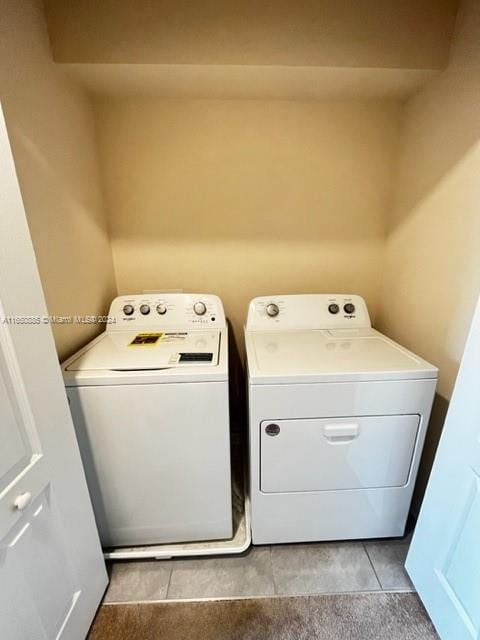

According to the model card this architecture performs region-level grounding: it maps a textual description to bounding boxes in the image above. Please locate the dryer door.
[260,415,420,493]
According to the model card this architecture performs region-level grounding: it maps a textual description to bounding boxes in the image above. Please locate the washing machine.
[245,294,438,545]
[62,293,232,549]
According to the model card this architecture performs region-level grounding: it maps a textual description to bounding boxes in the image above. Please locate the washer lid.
[246,328,438,383]
[66,330,221,372]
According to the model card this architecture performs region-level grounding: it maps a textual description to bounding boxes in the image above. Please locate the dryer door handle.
[323,423,359,443]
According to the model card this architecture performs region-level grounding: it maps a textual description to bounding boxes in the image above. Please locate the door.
[406,295,480,639]
[0,105,107,639]
[260,415,420,493]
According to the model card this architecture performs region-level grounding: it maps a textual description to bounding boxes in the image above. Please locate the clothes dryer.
[245,294,437,544]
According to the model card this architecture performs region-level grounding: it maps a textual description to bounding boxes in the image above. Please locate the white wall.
[0,0,117,360]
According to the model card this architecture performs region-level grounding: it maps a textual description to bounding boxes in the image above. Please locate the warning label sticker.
[129,333,164,346]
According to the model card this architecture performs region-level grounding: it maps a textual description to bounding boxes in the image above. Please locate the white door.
[406,295,480,639]
[0,106,107,638]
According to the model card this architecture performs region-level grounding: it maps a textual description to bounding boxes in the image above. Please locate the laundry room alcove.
[1,0,480,619]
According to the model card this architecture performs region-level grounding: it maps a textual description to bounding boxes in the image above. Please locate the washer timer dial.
[193,301,207,316]
[266,303,280,317]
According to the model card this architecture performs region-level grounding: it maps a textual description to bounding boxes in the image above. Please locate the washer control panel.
[109,294,226,331]
[246,294,371,331]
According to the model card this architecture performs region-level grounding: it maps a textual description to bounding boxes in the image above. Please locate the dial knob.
[123,304,134,316]
[266,303,280,317]
[156,302,167,315]
[344,303,356,315]
[328,303,339,314]
[140,304,150,315]
[193,301,207,316]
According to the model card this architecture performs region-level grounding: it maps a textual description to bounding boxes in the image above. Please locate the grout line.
[269,545,279,596]
[362,542,383,591]
[164,560,174,600]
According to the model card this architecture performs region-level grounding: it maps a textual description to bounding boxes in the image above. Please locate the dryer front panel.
[260,414,420,494]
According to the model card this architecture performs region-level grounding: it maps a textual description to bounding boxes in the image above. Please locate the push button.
[265,424,280,436]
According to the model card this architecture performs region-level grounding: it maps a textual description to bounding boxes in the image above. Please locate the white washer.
[62,293,232,548]
[245,294,438,545]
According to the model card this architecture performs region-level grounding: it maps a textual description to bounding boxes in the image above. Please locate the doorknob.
[13,492,32,511]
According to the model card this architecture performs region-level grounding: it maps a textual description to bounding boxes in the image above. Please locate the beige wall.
[44,0,458,70]
[0,0,117,360]
[378,0,480,507]
[95,98,400,346]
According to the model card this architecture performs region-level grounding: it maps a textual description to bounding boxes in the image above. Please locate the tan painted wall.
[95,98,401,346]
[0,0,117,360]
[378,0,480,507]
[44,0,458,70]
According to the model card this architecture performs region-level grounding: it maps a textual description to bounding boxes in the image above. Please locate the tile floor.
[103,535,413,603]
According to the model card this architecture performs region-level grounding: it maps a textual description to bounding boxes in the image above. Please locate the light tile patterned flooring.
[104,536,413,603]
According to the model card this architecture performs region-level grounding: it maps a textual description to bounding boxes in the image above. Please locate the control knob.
[140,304,150,315]
[344,303,356,315]
[193,301,207,316]
[266,303,280,317]
[123,304,134,316]
[328,303,339,314]
[156,303,167,315]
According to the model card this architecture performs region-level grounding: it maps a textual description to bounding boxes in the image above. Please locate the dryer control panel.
[246,294,371,331]
[108,293,226,331]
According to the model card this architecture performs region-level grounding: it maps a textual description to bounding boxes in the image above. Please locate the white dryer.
[62,293,232,549]
[245,294,438,545]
